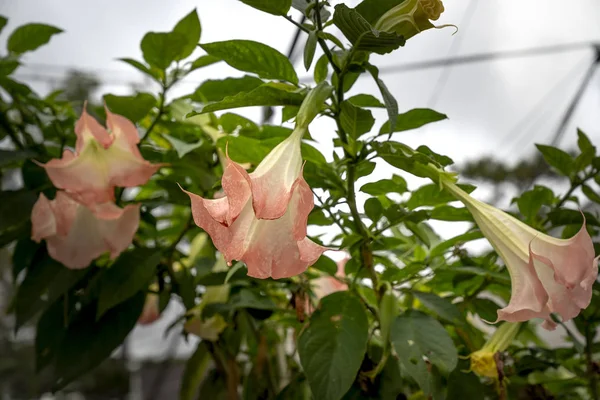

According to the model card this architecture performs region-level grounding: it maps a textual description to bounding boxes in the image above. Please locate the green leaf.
[7,23,63,54]
[104,92,156,123]
[430,205,473,222]
[298,292,369,400]
[0,149,36,168]
[230,288,276,310]
[15,256,87,330]
[240,0,292,15]
[172,9,201,60]
[577,129,595,154]
[119,58,161,81]
[200,40,298,84]
[96,249,162,319]
[35,298,66,372]
[366,64,398,133]
[515,185,554,220]
[407,183,475,209]
[416,145,453,167]
[535,144,575,177]
[282,105,300,123]
[429,231,483,258]
[191,82,305,114]
[379,288,399,345]
[304,31,318,71]
[379,108,447,135]
[314,54,329,83]
[0,189,37,237]
[0,16,7,35]
[332,4,405,55]
[347,94,385,108]
[189,54,221,71]
[547,209,600,227]
[163,134,204,158]
[339,101,375,139]
[582,184,600,204]
[391,311,458,395]
[141,31,188,70]
[360,175,407,196]
[192,75,264,102]
[0,57,19,76]
[365,197,384,223]
[216,135,269,164]
[413,291,464,325]
[180,342,211,400]
[53,291,145,390]
[311,255,337,276]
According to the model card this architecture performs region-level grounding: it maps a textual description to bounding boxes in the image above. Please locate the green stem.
[585,321,599,400]
[314,1,341,74]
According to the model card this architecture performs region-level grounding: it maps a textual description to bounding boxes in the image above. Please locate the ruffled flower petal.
[443,181,599,330]
[38,107,162,205]
[31,191,140,269]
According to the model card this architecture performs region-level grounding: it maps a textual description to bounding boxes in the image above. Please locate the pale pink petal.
[32,192,140,269]
[222,159,252,225]
[138,294,161,325]
[249,128,303,220]
[31,193,57,242]
[182,187,231,254]
[74,107,113,152]
[105,107,143,157]
[225,180,325,279]
[39,149,115,205]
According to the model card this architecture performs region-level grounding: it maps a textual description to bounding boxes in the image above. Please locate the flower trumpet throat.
[440,177,599,330]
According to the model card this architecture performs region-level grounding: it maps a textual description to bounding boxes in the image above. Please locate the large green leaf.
[298,291,369,400]
[163,134,204,158]
[0,149,36,168]
[379,108,447,135]
[190,82,305,114]
[240,0,292,16]
[53,291,146,390]
[192,75,264,102]
[141,31,188,69]
[7,23,63,54]
[332,4,405,55]
[35,298,66,372]
[407,183,475,209]
[339,101,375,139]
[200,40,298,84]
[366,64,398,133]
[535,144,575,177]
[413,291,465,325]
[360,175,407,195]
[15,256,87,330]
[354,0,404,25]
[0,189,37,247]
[103,92,156,123]
[0,16,7,35]
[390,311,458,395]
[96,248,162,319]
[172,9,202,60]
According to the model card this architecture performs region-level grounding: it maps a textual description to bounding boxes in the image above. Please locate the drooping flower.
[182,126,326,279]
[138,292,161,325]
[442,180,599,330]
[470,322,521,379]
[31,191,140,269]
[37,106,162,205]
[374,0,454,41]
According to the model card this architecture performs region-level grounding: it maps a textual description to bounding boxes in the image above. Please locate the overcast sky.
[2,0,600,358]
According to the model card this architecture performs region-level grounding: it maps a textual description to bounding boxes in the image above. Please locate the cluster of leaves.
[1,1,600,399]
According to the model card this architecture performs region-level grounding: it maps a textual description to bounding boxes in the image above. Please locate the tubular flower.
[374,0,454,41]
[31,191,140,269]
[37,107,162,205]
[138,292,161,325]
[182,126,326,279]
[442,180,599,330]
[470,322,521,379]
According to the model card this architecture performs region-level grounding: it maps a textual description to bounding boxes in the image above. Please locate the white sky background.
[2,0,600,358]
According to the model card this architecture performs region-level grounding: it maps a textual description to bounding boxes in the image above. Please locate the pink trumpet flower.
[182,127,326,279]
[37,106,162,205]
[31,191,140,269]
[442,180,599,330]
